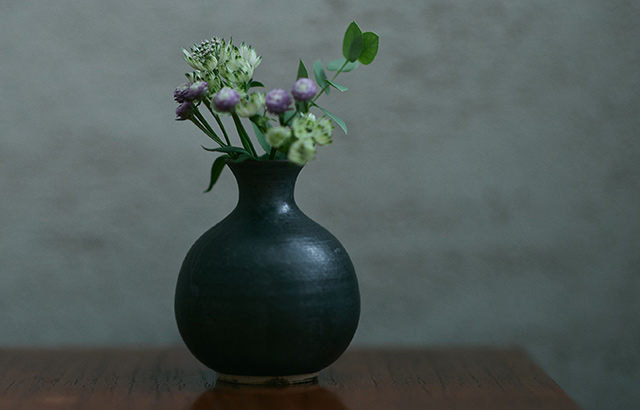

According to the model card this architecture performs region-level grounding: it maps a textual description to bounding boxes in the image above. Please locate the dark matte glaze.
[175,160,360,377]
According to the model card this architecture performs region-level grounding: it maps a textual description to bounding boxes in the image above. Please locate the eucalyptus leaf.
[326,58,359,72]
[297,59,308,79]
[325,79,349,92]
[312,102,347,135]
[342,21,363,62]
[358,32,379,65]
[204,156,227,193]
[313,60,330,95]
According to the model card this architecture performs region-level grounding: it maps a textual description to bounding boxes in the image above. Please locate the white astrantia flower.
[288,139,316,165]
[265,126,291,148]
[219,40,234,66]
[224,57,254,85]
[238,43,261,71]
[313,117,333,146]
[292,113,317,140]
[182,38,224,72]
[235,93,265,118]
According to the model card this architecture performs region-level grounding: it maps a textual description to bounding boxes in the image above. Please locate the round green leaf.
[358,32,379,65]
[342,21,363,62]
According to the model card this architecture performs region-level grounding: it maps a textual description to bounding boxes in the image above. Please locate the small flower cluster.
[182,38,261,92]
[266,113,332,165]
[174,38,264,122]
[172,38,331,166]
[172,21,379,191]
[173,81,208,121]
[189,77,325,165]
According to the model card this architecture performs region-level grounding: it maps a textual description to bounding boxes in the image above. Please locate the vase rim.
[224,158,302,168]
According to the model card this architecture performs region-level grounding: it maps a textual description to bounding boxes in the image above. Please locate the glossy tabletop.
[0,347,580,409]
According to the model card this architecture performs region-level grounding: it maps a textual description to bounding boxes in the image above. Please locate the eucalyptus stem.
[313,60,348,103]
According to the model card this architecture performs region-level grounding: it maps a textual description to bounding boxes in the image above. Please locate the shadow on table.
[190,381,348,410]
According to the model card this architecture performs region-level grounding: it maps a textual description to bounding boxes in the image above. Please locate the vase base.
[216,372,319,385]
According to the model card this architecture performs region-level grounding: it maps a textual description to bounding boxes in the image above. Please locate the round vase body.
[175,160,360,382]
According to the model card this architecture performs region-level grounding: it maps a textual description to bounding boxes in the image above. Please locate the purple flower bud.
[291,78,317,102]
[265,89,292,114]
[175,101,194,120]
[173,83,190,103]
[185,81,208,101]
[213,87,240,112]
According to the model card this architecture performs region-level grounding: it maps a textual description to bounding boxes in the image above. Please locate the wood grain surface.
[0,347,580,409]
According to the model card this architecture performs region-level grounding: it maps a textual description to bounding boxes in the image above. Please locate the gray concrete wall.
[2,0,639,408]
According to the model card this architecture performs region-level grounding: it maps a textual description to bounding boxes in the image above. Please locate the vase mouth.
[225,158,303,171]
[224,158,304,174]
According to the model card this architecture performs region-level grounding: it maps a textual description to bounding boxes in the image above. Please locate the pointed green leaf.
[312,102,347,135]
[204,156,227,193]
[358,32,379,65]
[201,145,256,157]
[231,113,258,157]
[313,60,330,95]
[297,59,308,79]
[283,109,298,124]
[342,21,363,62]
[326,58,359,72]
[248,80,264,88]
[325,79,349,92]
[251,122,272,153]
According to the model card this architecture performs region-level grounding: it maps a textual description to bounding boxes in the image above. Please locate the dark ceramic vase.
[175,160,360,384]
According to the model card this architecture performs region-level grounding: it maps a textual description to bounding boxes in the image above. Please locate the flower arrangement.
[173,21,379,191]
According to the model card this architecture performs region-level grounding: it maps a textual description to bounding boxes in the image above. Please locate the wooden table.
[0,347,580,409]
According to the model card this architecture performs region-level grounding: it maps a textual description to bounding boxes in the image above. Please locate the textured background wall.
[1,0,639,408]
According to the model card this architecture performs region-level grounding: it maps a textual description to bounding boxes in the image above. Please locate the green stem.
[231,113,258,158]
[312,60,348,104]
[189,117,222,146]
[192,108,225,146]
[206,105,232,146]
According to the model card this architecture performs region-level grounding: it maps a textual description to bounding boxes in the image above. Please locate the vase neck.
[227,160,303,213]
